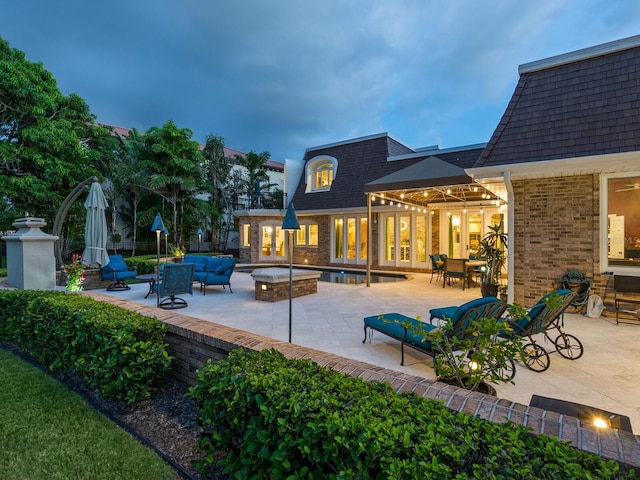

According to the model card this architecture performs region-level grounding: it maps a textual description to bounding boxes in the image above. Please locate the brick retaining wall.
[85,291,640,471]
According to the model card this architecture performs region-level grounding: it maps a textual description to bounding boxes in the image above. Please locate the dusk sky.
[2,1,640,161]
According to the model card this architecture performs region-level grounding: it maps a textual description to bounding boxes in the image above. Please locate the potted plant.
[477,220,508,297]
[169,244,186,262]
[499,285,508,301]
[412,305,526,393]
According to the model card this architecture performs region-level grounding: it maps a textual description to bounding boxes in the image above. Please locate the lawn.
[0,348,180,480]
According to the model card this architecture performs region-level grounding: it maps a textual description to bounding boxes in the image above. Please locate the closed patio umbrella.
[82,181,110,267]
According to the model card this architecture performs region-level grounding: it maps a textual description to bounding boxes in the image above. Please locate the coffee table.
[135,273,161,298]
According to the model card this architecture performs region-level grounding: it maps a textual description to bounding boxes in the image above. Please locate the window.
[603,173,640,269]
[305,156,338,192]
[241,224,250,247]
[296,223,318,246]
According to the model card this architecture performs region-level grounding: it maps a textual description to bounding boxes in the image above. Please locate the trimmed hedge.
[189,349,633,479]
[0,290,172,403]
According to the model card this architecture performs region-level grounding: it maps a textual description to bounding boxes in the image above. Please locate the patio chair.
[443,258,468,290]
[101,254,137,291]
[498,289,581,372]
[429,254,444,283]
[363,296,509,374]
[560,270,591,313]
[153,263,195,309]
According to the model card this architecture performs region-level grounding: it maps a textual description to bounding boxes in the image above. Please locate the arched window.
[305,156,338,192]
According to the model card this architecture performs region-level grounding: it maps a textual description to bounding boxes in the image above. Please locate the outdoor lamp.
[151,213,166,306]
[162,227,169,258]
[197,227,202,253]
[282,202,300,343]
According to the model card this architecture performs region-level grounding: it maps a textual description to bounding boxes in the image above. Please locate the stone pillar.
[2,217,59,290]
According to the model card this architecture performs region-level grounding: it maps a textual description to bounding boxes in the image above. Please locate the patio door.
[332,215,367,265]
[260,223,286,261]
[380,212,429,268]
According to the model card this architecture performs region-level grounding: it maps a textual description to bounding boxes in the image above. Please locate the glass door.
[260,223,286,261]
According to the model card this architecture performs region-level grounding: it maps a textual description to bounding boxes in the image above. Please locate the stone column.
[2,217,59,290]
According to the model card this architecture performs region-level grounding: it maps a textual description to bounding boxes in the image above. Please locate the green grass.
[0,348,179,480]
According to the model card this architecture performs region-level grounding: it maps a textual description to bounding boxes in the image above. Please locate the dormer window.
[305,156,338,193]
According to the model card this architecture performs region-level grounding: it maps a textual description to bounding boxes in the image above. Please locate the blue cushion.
[193,263,205,272]
[214,266,225,275]
[429,306,457,321]
[205,257,223,272]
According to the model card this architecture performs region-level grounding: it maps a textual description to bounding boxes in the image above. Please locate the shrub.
[0,290,172,402]
[189,349,631,479]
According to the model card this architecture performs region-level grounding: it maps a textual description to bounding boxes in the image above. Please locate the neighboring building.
[238,34,640,307]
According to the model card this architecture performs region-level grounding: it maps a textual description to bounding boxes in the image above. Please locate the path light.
[282,202,300,343]
[163,227,169,259]
[151,213,166,307]
[197,228,202,253]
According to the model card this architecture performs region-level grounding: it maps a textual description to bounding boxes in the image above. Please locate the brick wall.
[512,174,600,305]
[84,291,640,470]
[254,278,318,302]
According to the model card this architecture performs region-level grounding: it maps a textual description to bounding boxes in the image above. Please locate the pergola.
[362,156,507,285]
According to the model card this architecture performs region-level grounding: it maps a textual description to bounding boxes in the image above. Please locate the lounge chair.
[153,263,195,309]
[363,296,508,370]
[101,254,137,291]
[498,289,581,372]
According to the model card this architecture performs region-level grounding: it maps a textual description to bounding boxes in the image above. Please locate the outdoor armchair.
[153,263,195,309]
[101,254,137,291]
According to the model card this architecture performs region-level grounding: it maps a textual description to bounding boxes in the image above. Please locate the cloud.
[2,0,640,159]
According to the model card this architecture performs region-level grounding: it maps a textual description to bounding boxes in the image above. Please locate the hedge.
[189,349,633,479]
[0,289,172,403]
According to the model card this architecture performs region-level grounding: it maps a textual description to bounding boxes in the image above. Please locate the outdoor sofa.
[183,255,237,294]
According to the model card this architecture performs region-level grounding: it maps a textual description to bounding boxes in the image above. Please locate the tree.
[239,150,274,208]
[140,120,203,245]
[108,128,150,256]
[0,35,113,231]
[201,134,232,251]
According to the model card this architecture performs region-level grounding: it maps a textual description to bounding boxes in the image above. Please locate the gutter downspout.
[504,170,514,302]
[366,193,371,287]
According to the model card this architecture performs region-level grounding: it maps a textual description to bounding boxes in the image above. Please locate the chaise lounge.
[363,296,508,367]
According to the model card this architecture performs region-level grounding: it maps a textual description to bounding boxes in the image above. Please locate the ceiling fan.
[615,182,640,192]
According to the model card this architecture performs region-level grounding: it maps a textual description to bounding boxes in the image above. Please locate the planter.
[481,284,499,298]
[437,376,496,396]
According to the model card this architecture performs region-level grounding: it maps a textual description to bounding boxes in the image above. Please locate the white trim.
[599,171,640,275]
[467,151,640,181]
[519,34,640,74]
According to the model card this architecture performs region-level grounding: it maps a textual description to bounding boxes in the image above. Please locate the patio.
[100,268,640,433]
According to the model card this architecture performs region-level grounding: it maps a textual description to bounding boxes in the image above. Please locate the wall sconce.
[261,284,267,291]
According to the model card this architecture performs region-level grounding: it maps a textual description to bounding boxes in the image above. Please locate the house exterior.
[468,34,640,305]
[236,134,506,271]
[237,34,640,306]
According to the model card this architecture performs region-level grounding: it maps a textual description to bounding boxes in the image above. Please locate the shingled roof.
[476,35,640,168]
[290,133,484,211]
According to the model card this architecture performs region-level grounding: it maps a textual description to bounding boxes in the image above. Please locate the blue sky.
[2,1,639,161]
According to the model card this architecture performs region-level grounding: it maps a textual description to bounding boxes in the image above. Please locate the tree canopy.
[0,35,115,229]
